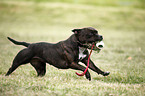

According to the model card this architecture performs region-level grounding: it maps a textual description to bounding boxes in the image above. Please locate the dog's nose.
[100,35,103,40]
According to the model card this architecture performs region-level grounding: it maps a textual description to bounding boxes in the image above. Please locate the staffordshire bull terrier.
[5,27,110,80]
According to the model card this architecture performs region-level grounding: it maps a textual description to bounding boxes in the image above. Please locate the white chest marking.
[79,47,87,60]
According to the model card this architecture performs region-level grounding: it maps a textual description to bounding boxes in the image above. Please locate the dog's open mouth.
[86,41,104,52]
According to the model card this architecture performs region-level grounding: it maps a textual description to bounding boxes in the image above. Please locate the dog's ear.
[72,29,82,34]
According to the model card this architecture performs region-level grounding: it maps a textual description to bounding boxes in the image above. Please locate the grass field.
[0,0,145,96]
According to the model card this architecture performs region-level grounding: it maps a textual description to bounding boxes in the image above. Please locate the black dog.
[6,27,110,80]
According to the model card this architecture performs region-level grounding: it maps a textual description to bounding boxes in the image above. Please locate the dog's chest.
[79,47,87,60]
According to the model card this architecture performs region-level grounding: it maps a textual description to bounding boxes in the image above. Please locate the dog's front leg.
[81,59,110,76]
[69,62,91,80]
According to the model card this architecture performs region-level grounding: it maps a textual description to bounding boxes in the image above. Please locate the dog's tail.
[7,37,30,47]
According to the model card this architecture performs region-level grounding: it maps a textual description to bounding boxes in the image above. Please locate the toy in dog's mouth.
[87,41,104,52]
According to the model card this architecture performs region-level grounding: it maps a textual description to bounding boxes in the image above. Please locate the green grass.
[0,0,145,96]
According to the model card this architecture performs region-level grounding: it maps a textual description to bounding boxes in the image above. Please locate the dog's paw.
[85,73,91,81]
[103,71,110,76]
[87,77,91,81]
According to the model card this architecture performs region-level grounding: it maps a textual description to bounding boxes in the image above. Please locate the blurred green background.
[0,0,145,96]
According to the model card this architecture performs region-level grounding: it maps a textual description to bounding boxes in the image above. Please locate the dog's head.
[72,27,103,50]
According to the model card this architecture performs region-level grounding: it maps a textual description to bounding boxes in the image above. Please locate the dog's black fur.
[6,27,110,80]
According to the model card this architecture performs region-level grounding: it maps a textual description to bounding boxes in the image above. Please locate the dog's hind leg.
[30,58,46,76]
[5,48,33,76]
